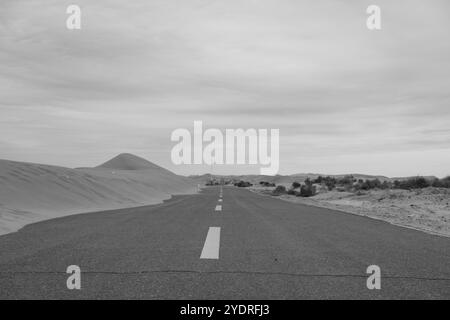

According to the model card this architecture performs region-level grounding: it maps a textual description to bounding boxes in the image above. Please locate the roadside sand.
[250,186,450,237]
[0,159,197,235]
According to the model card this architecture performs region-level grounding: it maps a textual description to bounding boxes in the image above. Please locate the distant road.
[0,187,449,299]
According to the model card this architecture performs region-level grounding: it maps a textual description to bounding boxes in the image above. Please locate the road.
[0,186,449,299]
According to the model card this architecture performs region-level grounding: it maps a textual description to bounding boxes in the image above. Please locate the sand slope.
[0,154,196,235]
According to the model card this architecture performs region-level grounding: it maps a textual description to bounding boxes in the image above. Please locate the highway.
[0,186,449,299]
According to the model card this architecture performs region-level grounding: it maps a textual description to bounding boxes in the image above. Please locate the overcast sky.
[1,0,449,177]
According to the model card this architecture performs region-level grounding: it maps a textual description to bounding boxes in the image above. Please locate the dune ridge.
[0,154,197,235]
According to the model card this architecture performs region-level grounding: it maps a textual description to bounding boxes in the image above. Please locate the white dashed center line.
[200,227,221,259]
[218,199,223,202]
[215,205,222,211]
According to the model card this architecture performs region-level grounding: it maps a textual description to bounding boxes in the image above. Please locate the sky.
[1,0,449,177]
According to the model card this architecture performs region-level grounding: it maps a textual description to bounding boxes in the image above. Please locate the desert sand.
[0,154,197,235]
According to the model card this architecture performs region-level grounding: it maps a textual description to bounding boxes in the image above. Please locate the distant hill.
[391,176,438,181]
[189,174,294,185]
[191,173,400,185]
[97,153,167,171]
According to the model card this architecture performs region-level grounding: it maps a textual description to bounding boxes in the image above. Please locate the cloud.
[0,0,449,176]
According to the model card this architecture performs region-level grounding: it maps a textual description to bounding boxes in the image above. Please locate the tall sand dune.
[0,154,197,235]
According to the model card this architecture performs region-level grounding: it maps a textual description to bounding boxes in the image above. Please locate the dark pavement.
[0,186,449,299]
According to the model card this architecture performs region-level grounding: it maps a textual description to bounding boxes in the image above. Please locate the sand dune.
[0,154,197,235]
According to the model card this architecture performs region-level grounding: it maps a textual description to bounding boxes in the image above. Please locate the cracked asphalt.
[0,186,449,299]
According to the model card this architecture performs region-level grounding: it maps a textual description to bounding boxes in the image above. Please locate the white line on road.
[218,199,223,202]
[200,227,221,259]
[215,205,222,211]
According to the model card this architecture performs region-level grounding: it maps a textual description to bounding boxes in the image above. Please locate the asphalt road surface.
[0,186,449,299]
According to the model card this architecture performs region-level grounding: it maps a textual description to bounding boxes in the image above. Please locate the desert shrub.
[299,183,316,197]
[440,177,450,188]
[367,178,381,189]
[272,185,287,195]
[234,180,252,187]
[393,176,430,190]
[431,178,441,188]
[354,180,365,190]
[313,176,323,184]
[411,177,429,188]
[431,176,450,188]
[298,179,316,197]
[381,181,391,189]
[292,181,301,189]
[355,178,386,191]
[371,179,382,189]
[287,189,298,196]
[325,180,336,190]
[338,175,355,186]
[316,175,385,191]
[316,176,337,190]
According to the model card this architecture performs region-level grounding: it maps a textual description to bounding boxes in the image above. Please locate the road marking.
[215,205,222,211]
[218,199,223,202]
[200,227,221,259]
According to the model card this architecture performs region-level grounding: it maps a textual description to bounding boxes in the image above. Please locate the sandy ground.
[250,186,450,237]
[0,158,197,235]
